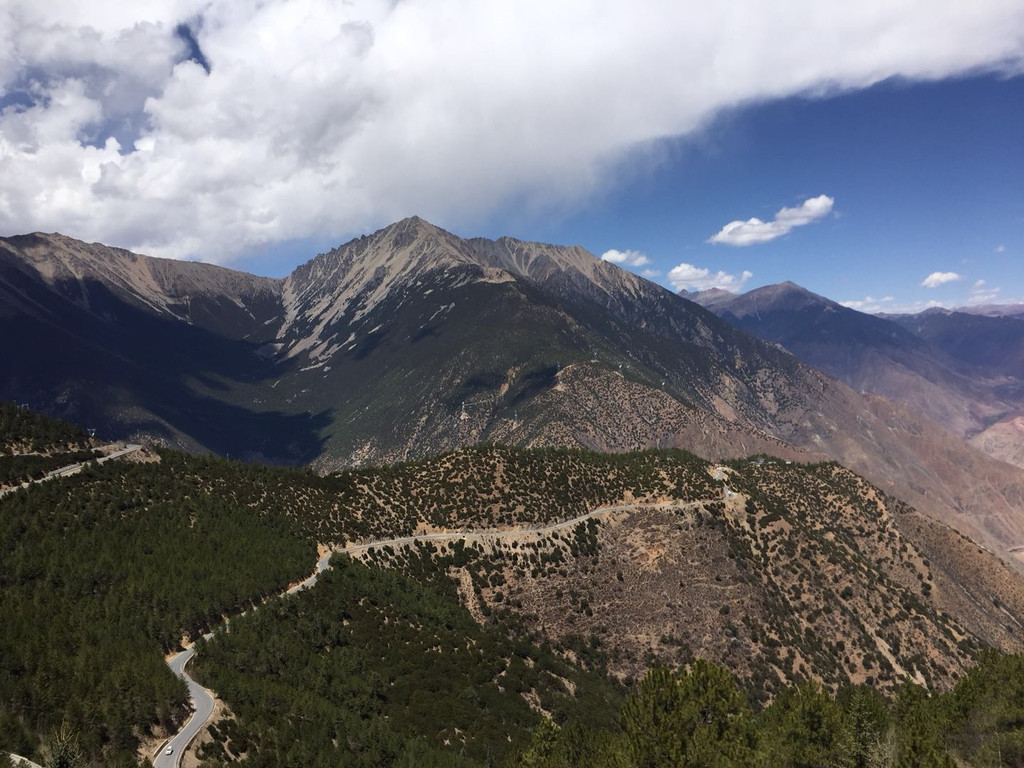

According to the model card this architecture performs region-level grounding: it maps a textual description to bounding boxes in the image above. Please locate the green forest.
[0,455,314,763]
[0,402,89,453]
[192,552,1024,768]
[0,451,102,488]
[508,650,1024,768]
[2,404,1024,767]
[193,554,623,767]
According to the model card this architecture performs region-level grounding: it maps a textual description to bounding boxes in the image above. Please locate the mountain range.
[688,281,1024,470]
[2,218,1023,569]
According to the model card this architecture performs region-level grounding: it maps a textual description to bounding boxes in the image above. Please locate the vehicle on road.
[164,746,173,755]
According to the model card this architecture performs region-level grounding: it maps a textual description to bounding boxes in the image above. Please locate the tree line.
[0,402,89,454]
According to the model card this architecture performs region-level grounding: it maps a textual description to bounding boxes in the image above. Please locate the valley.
[2,220,1024,767]
[690,281,1024,470]
[4,221,1024,573]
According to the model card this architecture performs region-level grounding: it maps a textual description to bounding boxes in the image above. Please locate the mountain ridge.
[2,222,1024,572]
[690,280,1024,443]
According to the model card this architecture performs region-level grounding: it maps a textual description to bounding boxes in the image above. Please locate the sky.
[1,1,1022,313]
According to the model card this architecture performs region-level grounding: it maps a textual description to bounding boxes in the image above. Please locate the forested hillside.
[507,650,1024,767]
[193,555,623,767]
[0,401,100,491]
[3,406,1024,767]
[0,455,314,764]
[191,556,1024,767]
[0,401,89,453]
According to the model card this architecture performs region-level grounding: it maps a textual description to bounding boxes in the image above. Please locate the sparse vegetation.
[2,406,1023,766]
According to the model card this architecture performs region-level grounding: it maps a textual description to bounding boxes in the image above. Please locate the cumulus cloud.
[0,1,1022,262]
[995,245,1006,253]
[708,195,834,246]
[600,249,649,268]
[921,271,962,288]
[668,263,752,293]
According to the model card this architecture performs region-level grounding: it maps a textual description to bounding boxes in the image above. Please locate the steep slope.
[265,222,1024,566]
[1,221,1023,567]
[0,232,283,338]
[689,281,1022,440]
[890,308,1024,381]
[969,413,1024,468]
[266,217,820,466]
[182,444,1024,697]
[9,418,1022,765]
[886,308,1024,469]
[0,233,329,464]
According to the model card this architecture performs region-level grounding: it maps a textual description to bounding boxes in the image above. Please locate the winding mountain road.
[156,496,724,766]
[0,443,142,498]
[154,643,215,768]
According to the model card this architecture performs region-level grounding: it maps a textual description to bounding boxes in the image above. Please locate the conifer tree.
[46,723,84,768]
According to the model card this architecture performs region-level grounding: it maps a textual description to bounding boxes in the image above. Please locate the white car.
[165,746,174,755]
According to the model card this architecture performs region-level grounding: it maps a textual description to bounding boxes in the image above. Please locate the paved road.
[154,638,215,768]
[0,443,142,498]
[6,754,44,768]
[158,497,720,764]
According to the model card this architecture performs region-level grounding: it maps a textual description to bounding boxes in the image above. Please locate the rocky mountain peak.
[276,217,474,348]
[276,217,652,358]
[681,287,736,312]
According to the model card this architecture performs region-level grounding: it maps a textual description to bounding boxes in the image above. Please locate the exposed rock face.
[0,232,283,338]
[2,220,1023,568]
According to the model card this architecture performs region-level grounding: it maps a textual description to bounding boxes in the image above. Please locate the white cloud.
[995,245,1006,253]
[708,195,834,246]
[640,268,661,279]
[0,2,1022,262]
[600,248,649,268]
[667,263,752,293]
[967,279,1001,305]
[841,295,894,312]
[843,296,945,314]
[921,271,962,288]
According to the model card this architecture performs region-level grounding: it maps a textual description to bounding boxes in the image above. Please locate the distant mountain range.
[2,219,1023,568]
[686,282,1024,470]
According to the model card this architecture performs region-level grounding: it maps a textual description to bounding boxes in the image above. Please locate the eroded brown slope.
[322,449,1024,699]
[445,360,1024,569]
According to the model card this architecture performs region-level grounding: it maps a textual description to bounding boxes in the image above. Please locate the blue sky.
[482,74,1024,311]
[2,1,1022,312]
[234,72,1024,314]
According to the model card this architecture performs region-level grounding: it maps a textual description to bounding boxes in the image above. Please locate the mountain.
[888,308,1024,468]
[2,221,1024,569]
[889,307,1024,382]
[0,232,316,464]
[952,302,1024,319]
[688,281,1024,441]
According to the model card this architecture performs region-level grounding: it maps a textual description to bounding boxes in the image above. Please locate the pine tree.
[46,723,84,768]
[759,680,854,768]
